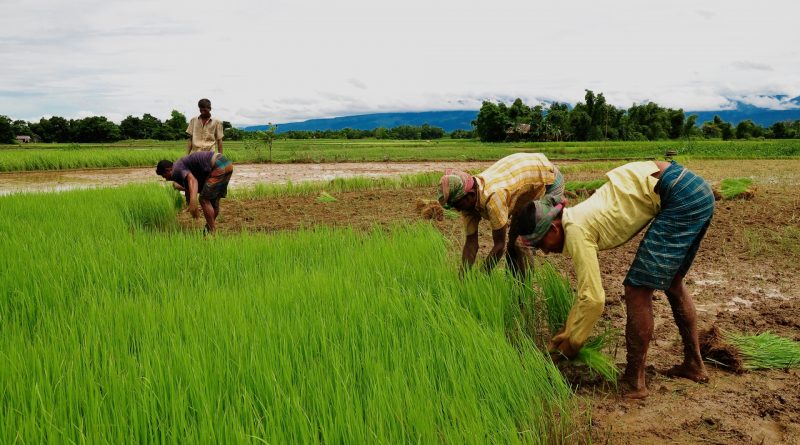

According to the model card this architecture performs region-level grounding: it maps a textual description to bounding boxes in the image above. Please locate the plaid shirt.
[462,153,557,235]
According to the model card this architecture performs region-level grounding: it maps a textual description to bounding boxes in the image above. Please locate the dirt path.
[181,177,800,444]
[0,161,495,195]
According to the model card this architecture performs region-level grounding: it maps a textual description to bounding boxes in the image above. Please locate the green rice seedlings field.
[0,185,582,443]
[2,138,800,172]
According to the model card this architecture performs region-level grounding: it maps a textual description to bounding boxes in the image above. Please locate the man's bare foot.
[620,380,649,399]
[664,363,709,383]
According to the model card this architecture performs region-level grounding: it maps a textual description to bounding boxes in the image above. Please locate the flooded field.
[0,161,495,195]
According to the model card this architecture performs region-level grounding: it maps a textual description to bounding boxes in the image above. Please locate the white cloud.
[731,61,773,72]
[1,0,799,125]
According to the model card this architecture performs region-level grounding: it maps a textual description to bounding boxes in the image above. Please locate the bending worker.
[437,153,564,274]
[156,151,234,233]
[511,160,714,399]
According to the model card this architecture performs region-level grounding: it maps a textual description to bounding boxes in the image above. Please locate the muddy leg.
[200,199,216,233]
[664,274,709,383]
[623,285,655,399]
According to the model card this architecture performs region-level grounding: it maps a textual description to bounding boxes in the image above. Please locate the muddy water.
[0,161,496,195]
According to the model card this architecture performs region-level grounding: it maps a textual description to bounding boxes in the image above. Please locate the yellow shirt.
[560,161,662,347]
[186,117,224,152]
[462,153,556,235]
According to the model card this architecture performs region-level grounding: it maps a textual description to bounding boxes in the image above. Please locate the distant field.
[1,138,800,171]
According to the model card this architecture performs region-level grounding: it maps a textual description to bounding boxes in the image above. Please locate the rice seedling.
[564,178,607,194]
[0,184,583,443]
[443,208,460,219]
[725,331,800,370]
[316,190,337,202]
[534,262,620,385]
[719,177,754,199]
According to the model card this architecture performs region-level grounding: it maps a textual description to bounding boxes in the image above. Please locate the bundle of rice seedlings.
[317,191,337,203]
[718,177,755,200]
[725,331,800,370]
[443,208,460,219]
[535,262,620,384]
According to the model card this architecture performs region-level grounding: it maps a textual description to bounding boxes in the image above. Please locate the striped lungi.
[200,154,234,202]
[623,161,715,290]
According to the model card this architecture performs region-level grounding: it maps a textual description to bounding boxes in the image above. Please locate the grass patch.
[743,226,800,259]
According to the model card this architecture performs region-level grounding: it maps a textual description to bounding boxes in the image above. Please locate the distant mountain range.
[244,111,479,133]
[244,97,800,132]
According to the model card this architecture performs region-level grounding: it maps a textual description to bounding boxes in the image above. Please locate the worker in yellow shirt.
[511,160,715,399]
[437,153,564,275]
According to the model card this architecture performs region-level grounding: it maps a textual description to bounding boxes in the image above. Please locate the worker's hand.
[188,201,200,219]
[548,330,580,360]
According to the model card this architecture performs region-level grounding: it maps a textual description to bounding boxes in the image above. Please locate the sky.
[2,0,799,126]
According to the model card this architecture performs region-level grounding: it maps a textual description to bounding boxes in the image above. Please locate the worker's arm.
[483,192,510,273]
[172,182,185,191]
[216,122,224,154]
[461,233,479,271]
[482,225,507,273]
[185,173,200,218]
[549,224,605,359]
[186,120,193,154]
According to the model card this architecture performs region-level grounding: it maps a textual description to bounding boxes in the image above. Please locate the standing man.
[156,151,233,233]
[186,98,224,154]
[437,153,565,274]
[510,160,715,399]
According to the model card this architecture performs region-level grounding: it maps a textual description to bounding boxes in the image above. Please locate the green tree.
[120,115,144,139]
[683,114,699,138]
[735,120,762,139]
[544,102,570,141]
[12,120,32,137]
[164,110,188,140]
[770,121,791,139]
[260,122,278,162]
[449,129,474,139]
[668,109,685,139]
[140,114,162,139]
[473,101,508,142]
[71,116,121,142]
[720,121,734,140]
[224,127,245,141]
[0,115,14,144]
[528,105,545,141]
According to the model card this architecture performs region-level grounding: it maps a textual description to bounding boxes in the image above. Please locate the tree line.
[0,112,449,144]
[473,90,800,142]
[228,124,448,141]
[0,111,234,144]
[4,90,800,144]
